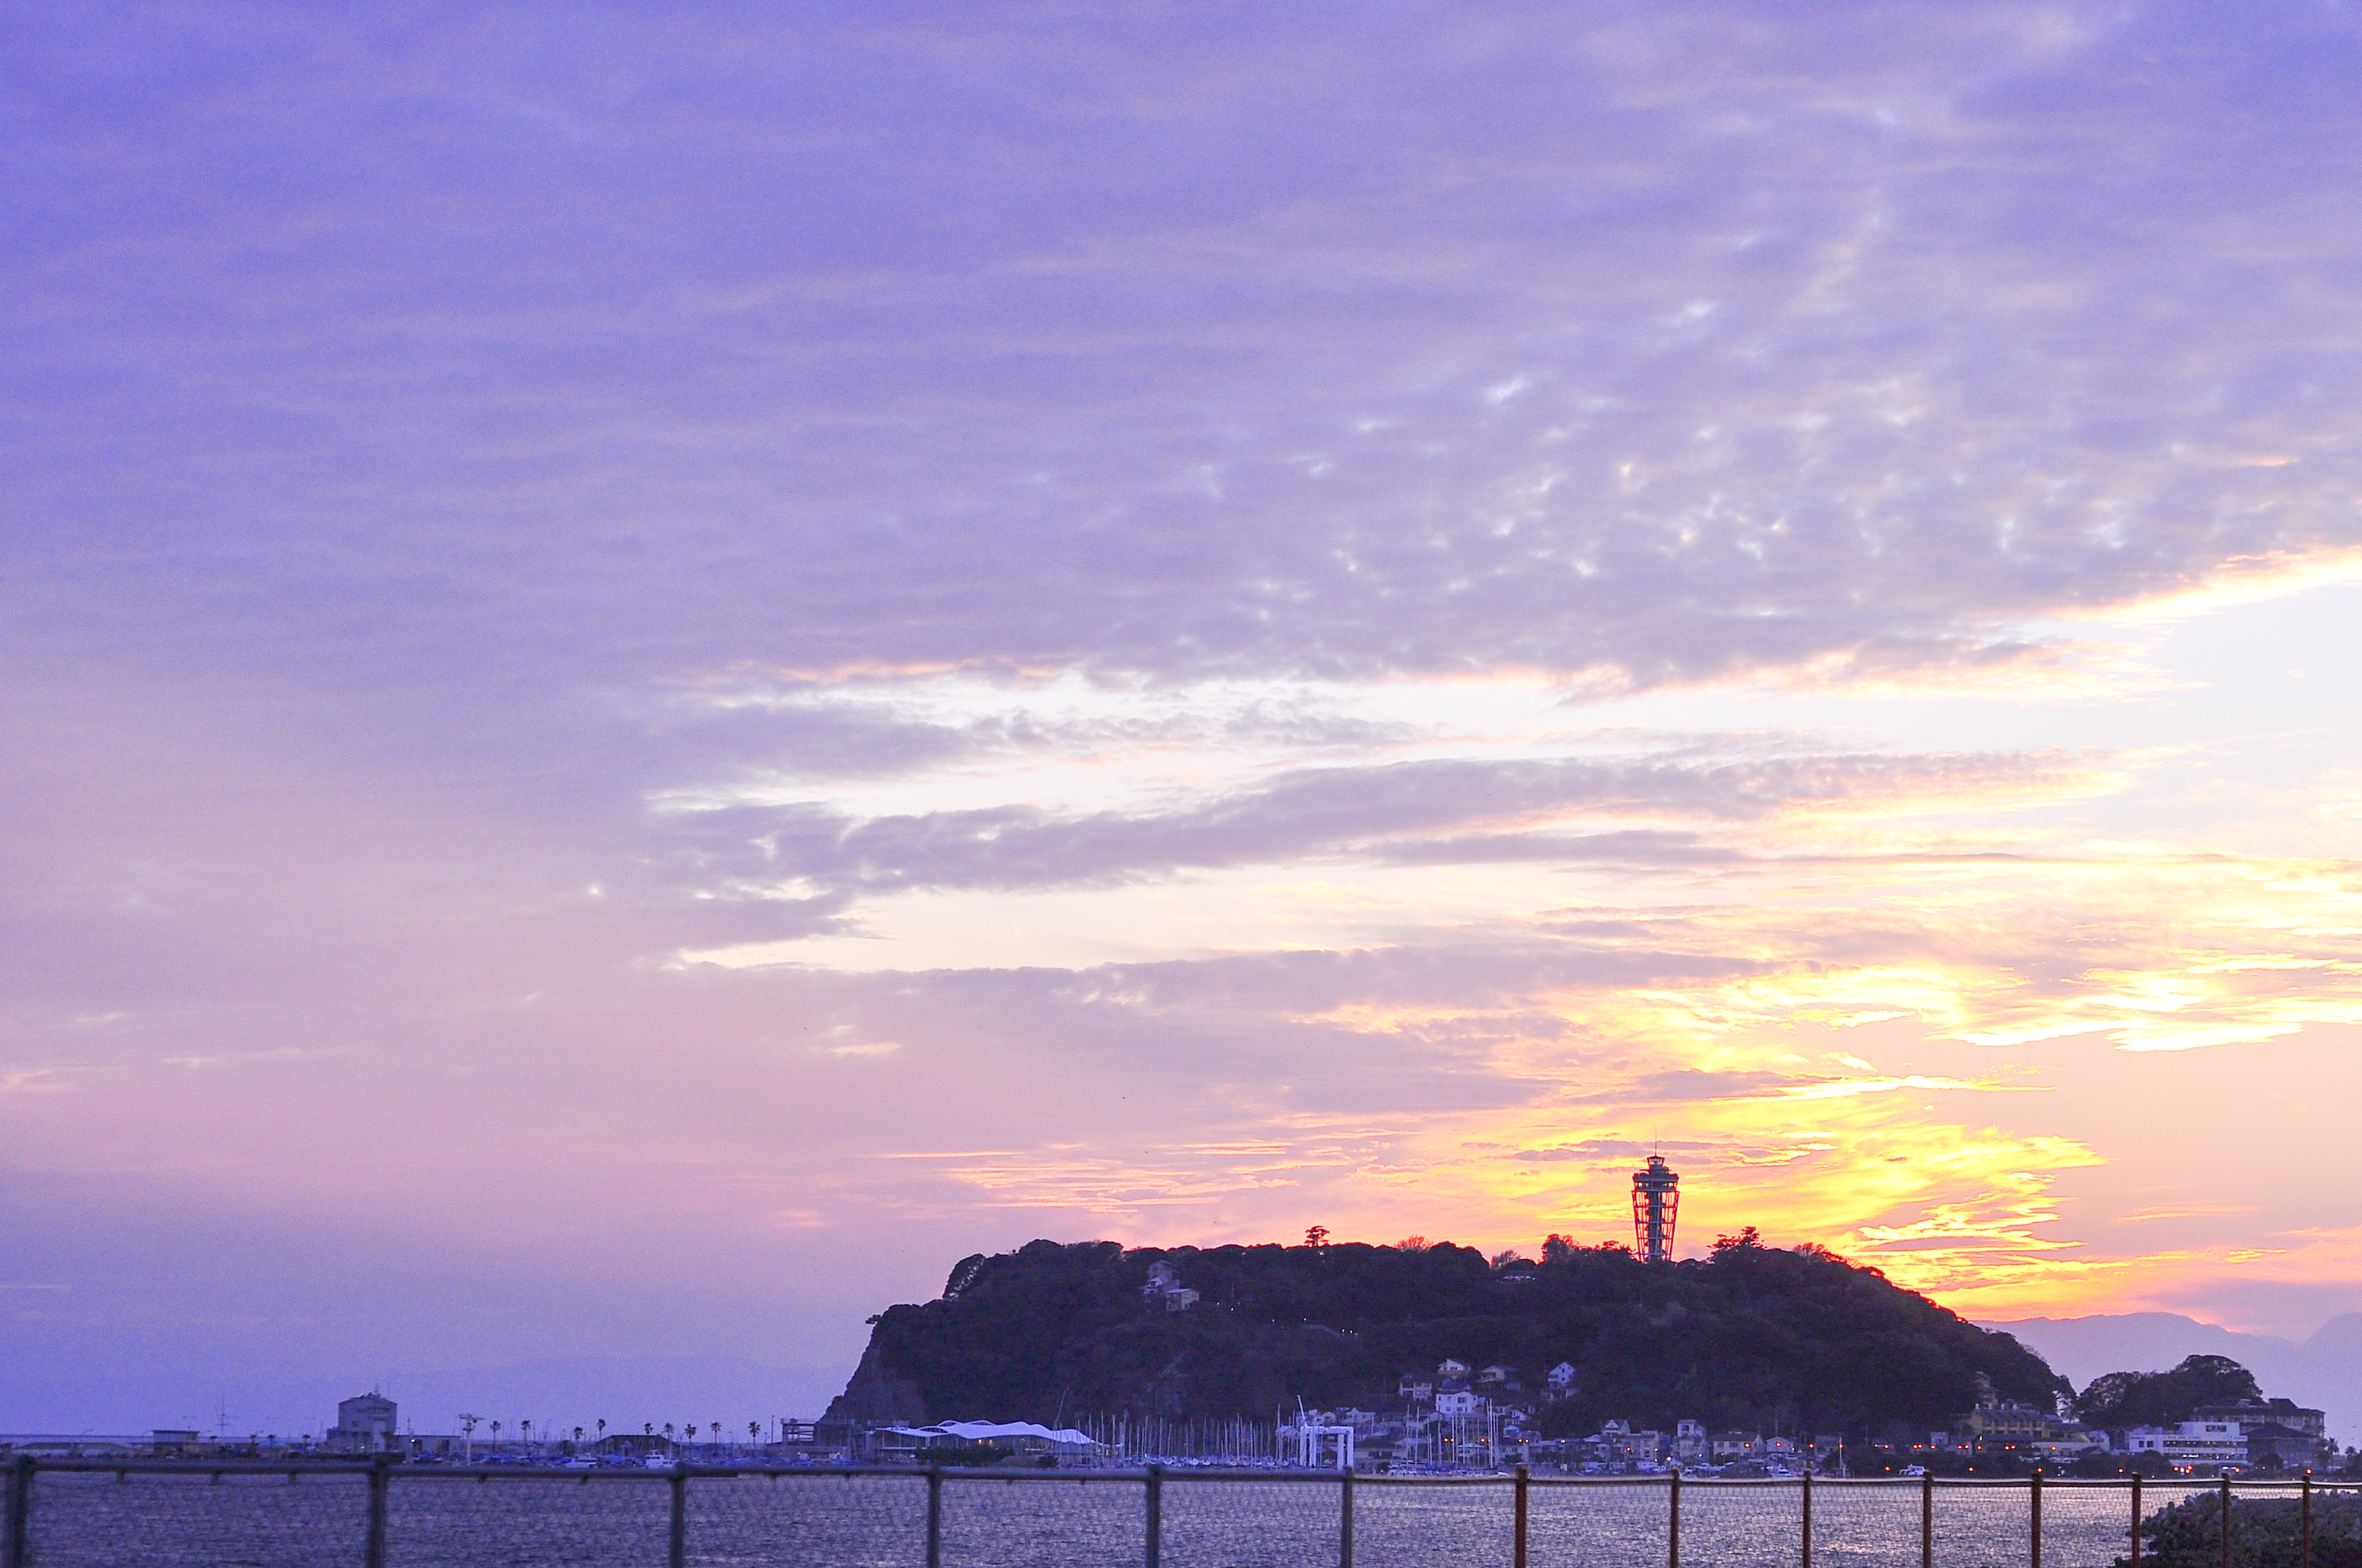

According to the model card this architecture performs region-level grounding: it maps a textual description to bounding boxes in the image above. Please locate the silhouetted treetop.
[2077,1355,2264,1429]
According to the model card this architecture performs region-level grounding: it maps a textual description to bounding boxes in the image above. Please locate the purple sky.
[9,0,2362,1439]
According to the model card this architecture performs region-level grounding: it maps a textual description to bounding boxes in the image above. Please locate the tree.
[1713,1227,1764,1252]
[1305,1226,1330,1249]
[2077,1356,2262,1429]
[944,1253,990,1299]
[1541,1234,1578,1266]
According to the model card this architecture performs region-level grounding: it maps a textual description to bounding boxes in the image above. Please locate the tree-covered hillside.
[2075,1355,2260,1429]
[825,1234,2066,1438]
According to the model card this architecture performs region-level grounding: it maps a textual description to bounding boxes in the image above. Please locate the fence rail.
[3,1455,2353,1568]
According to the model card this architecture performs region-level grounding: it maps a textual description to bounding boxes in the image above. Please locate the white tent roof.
[887,1419,1098,1447]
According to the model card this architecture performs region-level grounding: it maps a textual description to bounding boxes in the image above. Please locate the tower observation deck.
[1631,1154,1679,1263]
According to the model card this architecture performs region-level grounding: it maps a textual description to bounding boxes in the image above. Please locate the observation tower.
[1631,1153,1679,1263]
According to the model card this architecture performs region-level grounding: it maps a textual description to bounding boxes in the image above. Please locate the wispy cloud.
[9,0,2362,1421]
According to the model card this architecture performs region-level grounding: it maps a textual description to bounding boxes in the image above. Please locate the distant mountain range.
[1981,1313,2362,1448]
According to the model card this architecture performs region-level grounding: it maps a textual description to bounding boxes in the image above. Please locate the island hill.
[824,1231,2066,1447]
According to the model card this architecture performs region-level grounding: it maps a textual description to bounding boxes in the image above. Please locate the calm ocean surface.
[21,1471,2207,1568]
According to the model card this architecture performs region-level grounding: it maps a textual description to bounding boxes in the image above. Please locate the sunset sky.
[9,1,2362,1430]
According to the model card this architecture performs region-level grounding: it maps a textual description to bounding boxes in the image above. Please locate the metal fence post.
[2031,1469,2042,1568]
[1921,1469,1934,1568]
[2302,1472,2313,1568]
[365,1456,391,1568]
[2130,1475,2142,1568]
[669,1468,688,1568]
[1145,1463,1162,1568]
[3,1456,31,1568]
[1802,1468,1813,1568]
[2218,1473,2231,1568]
[1338,1469,1353,1568]
[1670,1466,1681,1568]
[1513,1463,1529,1568]
[926,1468,942,1568]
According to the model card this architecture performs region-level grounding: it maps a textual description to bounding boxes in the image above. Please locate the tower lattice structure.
[1631,1153,1679,1263]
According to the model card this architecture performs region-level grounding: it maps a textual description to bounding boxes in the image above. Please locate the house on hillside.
[1960,1401,2064,1448]
[1141,1260,1201,1312]
[1546,1362,1577,1399]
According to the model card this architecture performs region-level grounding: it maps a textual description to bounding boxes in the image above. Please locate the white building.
[1436,1389,1486,1418]
[1672,1419,1708,1465]
[329,1394,398,1454]
[1546,1362,1578,1396]
[2127,1422,2247,1472]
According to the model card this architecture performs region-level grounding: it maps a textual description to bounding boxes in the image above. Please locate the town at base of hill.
[824,1233,2349,1475]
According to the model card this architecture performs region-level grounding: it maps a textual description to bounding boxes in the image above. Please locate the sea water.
[19,1470,2206,1568]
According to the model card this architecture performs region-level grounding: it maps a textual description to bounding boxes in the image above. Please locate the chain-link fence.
[6,1458,2355,1568]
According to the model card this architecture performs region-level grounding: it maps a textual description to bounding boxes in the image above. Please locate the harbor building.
[326,1393,398,1454]
[2126,1420,2248,1471]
